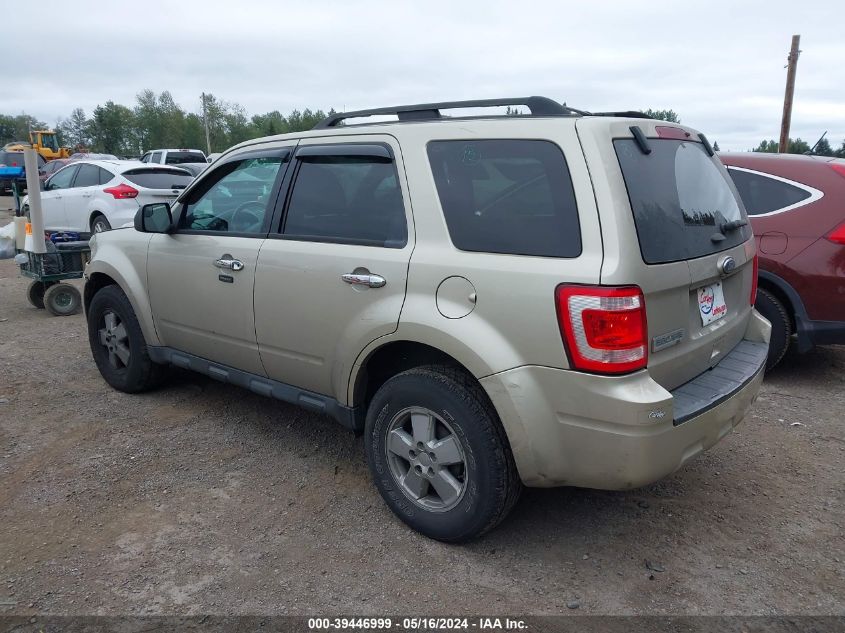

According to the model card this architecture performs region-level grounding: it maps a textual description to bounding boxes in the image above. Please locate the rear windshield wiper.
[720,219,747,233]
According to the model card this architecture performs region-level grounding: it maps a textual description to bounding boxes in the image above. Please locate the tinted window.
[99,167,115,184]
[283,154,407,247]
[122,168,194,189]
[164,151,206,164]
[615,139,750,264]
[0,152,25,167]
[181,156,284,234]
[73,164,100,188]
[150,152,162,163]
[727,168,812,215]
[47,165,78,190]
[427,140,581,257]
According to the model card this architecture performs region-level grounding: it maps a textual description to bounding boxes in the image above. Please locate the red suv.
[720,152,845,368]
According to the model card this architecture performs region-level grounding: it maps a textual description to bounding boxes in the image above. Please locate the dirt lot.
[0,200,843,617]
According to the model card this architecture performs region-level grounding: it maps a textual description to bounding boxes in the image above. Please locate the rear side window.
[427,140,581,257]
[727,168,812,215]
[283,154,407,247]
[122,168,194,189]
[73,164,100,187]
[615,139,750,264]
[165,151,206,165]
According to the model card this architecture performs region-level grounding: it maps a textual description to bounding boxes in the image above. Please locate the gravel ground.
[0,201,843,617]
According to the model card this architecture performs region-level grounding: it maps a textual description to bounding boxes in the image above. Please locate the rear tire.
[87,284,166,393]
[26,280,53,309]
[91,214,111,233]
[755,288,791,370]
[365,365,521,542]
[43,283,82,316]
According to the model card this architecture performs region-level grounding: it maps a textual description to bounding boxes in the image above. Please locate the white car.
[26,160,194,234]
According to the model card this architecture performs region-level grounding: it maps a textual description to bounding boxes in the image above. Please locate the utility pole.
[202,92,211,155]
[779,35,801,153]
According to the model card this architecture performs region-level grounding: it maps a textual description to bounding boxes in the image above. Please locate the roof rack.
[313,96,585,129]
[591,110,653,119]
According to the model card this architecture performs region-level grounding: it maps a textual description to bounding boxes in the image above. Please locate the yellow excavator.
[5,130,74,161]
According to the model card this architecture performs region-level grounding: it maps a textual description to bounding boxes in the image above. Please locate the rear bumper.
[481,309,771,489]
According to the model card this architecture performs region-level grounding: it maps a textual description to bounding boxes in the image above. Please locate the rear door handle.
[214,255,244,271]
[342,272,386,288]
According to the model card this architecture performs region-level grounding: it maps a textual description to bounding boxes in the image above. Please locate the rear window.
[615,139,750,264]
[122,168,194,189]
[165,151,206,165]
[726,168,812,215]
[427,140,581,257]
[0,152,25,167]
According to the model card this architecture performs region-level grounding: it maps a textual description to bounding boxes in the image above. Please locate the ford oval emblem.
[719,256,737,275]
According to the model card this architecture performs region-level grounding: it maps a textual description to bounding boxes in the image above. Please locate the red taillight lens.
[827,222,845,245]
[828,163,845,180]
[750,254,759,306]
[555,285,648,374]
[103,183,138,199]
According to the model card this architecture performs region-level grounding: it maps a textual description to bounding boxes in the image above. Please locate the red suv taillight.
[750,254,759,305]
[555,285,648,374]
[103,183,138,199]
[827,222,845,245]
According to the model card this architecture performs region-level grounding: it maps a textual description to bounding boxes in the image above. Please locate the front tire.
[755,288,791,370]
[365,366,521,542]
[87,284,165,392]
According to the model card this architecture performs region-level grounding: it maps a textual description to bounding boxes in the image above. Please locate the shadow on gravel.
[763,343,845,385]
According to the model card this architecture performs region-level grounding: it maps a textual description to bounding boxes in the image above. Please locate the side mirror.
[135,203,173,233]
[40,181,47,191]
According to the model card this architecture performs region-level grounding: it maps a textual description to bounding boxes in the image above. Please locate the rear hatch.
[121,167,194,207]
[577,118,756,391]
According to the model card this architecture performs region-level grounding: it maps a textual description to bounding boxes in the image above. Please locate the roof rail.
[591,110,654,119]
[313,96,582,129]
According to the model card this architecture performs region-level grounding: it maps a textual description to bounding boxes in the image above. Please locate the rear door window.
[98,167,115,184]
[72,164,100,188]
[150,151,163,164]
[726,167,812,215]
[426,139,581,257]
[122,168,194,189]
[615,139,750,264]
[282,148,407,247]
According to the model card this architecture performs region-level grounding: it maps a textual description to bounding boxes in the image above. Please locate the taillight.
[827,222,845,245]
[103,183,138,199]
[555,285,648,374]
[828,163,845,179]
[750,254,759,305]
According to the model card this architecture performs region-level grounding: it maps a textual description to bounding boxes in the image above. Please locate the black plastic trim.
[699,133,715,156]
[629,126,652,154]
[671,340,767,425]
[147,346,362,432]
[756,270,811,352]
[296,143,393,160]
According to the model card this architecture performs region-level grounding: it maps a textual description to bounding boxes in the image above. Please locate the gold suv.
[84,97,770,541]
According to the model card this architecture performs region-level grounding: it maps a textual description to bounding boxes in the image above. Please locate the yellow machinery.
[6,131,72,160]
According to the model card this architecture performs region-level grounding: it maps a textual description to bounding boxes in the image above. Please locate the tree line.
[0,90,335,157]
[1,94,843,157]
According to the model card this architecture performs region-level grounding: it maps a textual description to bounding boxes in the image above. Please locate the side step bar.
[147,347,362,432]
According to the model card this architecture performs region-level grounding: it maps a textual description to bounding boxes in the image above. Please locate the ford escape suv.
[82,97,770,542]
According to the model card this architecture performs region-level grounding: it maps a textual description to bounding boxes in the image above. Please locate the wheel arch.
[84,259,160,346]
[89,210,106,230]
[757,270,813,352]
[351,340,476,414]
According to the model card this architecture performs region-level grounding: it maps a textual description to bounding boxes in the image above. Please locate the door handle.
[214,255,244,271]
[342,272,386,288]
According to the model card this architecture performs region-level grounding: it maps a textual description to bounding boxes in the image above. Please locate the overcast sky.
[7,0,844,151]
